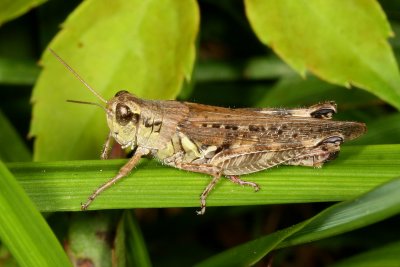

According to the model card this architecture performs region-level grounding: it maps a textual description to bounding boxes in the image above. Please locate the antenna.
[48,48,108,104]
[66,99,108,113]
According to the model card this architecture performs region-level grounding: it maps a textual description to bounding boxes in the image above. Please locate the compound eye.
[116,103,138,126]
[115,90,129,97]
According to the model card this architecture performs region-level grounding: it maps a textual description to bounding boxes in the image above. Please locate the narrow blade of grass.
[0,110,31,162]
[6,144,400,212]
[114,214,126,267]
[195,178,400,266]
[328,240,400,267]
[125,211,152,267]
[0,58,39,85]
[0,161,70,267]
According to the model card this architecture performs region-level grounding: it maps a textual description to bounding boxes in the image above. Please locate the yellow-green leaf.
[0,0,46,26]
[30,0,199,161]
[245,0,400,110]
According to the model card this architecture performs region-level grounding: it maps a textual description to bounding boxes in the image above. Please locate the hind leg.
[225,175,260,191]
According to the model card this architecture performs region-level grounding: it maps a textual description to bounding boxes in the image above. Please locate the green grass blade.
[195,178,400,267]
[6,144,400,212]
[0,58,39,85]
[196,223,307,267]
[0,110,31,162]
[115,214,126,267]
[278,178,400,248]
[328,240,400,267]
[0,161,71,267]
[125,211,152,267]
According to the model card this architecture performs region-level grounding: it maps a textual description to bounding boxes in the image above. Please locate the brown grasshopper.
[49,49,366,215]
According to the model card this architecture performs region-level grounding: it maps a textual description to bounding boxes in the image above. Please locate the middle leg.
[175,162,222,215]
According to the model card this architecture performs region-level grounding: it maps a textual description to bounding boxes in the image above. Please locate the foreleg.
[81,147,149,210]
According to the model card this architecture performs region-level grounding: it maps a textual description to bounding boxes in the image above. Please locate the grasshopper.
[49,49,366,215]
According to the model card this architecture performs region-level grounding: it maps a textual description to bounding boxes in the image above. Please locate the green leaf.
[0,0,46,26]
[125,211,152,267]
[6,144,400,212]
[0,110,31,162]
[195,178,400,267]
[328,240,400,267]
[245,0,400,110]
[0,161,71,267]
[30,0,199,160]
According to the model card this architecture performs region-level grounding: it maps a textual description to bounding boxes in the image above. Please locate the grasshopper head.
[106,90,141,149]
[47,49,143,150]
